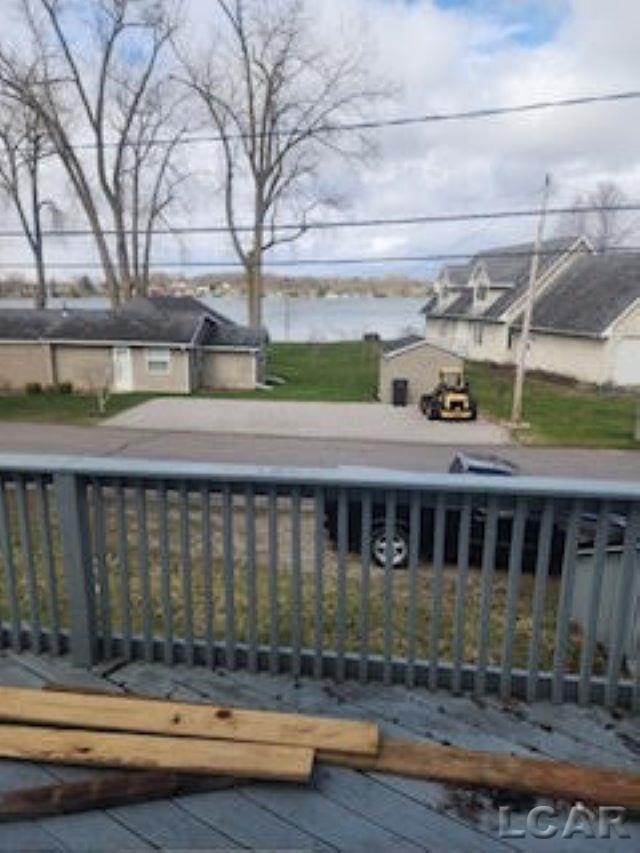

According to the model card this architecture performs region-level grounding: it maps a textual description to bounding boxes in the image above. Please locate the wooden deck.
[0,651,638,851]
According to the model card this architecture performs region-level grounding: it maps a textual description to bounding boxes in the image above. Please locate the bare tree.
[119,83,191,294]
[0,98,58,308]
[181,0,383,329]
[0,0,182,305]
[559,181,638,253]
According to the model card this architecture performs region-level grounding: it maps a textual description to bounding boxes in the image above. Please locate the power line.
[0,203,639,239]
[1,246,639,271]
[69,89,640,151]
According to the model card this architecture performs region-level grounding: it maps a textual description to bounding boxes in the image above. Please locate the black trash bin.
[392,378,408,407]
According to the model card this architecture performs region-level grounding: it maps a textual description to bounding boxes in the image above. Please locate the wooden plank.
[0,686,379,755]
[0,725,313,783]
[0,773,241,822]
[319,738,640,810]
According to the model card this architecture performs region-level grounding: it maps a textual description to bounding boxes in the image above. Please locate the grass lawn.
[467,361,640,449]
[204,341,379,402]
[0,391,164,425]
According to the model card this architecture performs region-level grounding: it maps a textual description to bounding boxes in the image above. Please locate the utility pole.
[510,174,552,427]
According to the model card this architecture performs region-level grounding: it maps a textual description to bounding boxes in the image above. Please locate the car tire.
[371,524,409,569]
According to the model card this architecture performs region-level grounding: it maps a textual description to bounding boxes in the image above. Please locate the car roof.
[449,451,521,476]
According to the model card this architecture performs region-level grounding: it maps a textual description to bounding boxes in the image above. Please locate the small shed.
[378,336,463,405]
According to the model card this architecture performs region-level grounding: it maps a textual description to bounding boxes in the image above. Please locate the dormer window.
[476,285,488,301]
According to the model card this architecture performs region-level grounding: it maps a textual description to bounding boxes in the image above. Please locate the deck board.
[0,651,638,851]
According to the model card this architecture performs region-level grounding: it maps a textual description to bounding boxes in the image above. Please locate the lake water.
[0,295,427,342]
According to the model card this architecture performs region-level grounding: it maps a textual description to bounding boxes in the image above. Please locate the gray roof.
[428,289,473,319]
[442,263,471,286]
[476,237,577,284]
[429,237,584,322]
[516,253,640,337]
[0,297,265,348]
[380,334,424,354]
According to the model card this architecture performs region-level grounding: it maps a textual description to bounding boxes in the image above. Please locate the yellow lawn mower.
[420,367,477,421]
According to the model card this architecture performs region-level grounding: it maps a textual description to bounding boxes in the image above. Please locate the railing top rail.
[0,452,639,501]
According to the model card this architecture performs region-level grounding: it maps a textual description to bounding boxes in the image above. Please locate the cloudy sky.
[3,0,640,279]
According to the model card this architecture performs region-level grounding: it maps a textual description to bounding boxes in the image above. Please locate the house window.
[473,323,484,345]
[476,285,488,301]
[146,347,171,374]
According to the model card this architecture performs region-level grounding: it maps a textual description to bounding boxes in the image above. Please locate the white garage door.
[613,338,640,386]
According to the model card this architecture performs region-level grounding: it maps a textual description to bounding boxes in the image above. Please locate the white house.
[424,236,640,387]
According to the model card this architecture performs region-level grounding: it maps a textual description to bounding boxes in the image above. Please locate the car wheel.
[371,525,409,568]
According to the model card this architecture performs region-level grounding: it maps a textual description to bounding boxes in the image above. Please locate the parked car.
[325,452,627,573]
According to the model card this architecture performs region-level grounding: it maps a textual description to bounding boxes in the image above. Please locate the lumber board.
[0,772,241,822]
[0,724,313,782]
[0,686,378,755]
[319,738,640,810]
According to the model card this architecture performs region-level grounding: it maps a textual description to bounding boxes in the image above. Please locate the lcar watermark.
[498,803,630,840]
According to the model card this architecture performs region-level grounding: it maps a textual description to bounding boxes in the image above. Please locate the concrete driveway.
[104,398,511,445]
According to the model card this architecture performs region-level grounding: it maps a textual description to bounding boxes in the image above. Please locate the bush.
[56,382,73,395]
[25,382,43,395]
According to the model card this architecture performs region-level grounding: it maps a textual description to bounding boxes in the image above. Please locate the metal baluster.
[158,483,173,665]
[90,479,110,659]
[136,484,153,663]
[201,485,214,669]
[475,495,499,697]
[359,490,372,683]
[291,487,302,678]
[16,476,40,652]
[578,502,609,706]
[336,488,348,682]
[0,478,20,649]
[552,500,582,704]
[500,497,527,700]
[383,490,396,686]
[314,487,325,680]
[245,485,258,673]
[451,496,472,694]
[406,491,421,688]
[116,482,132,660]
[605,505,640,709]
[179,483,194,666]
[37,478,60,656]
[222,483,236,670]
[268,487,279,674]
[526,499,554,702]
[429,494,446,691]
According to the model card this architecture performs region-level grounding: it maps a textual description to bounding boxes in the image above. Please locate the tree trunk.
[34,244,46,309]
[246,251,263,330]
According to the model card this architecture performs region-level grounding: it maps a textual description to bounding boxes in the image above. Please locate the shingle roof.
[429,237,584,322]
[380,334,424,354]
[443,263,471,286]
[428,289,473,319]
[475,237,576,284]
[515,253,640,337]
[0,297,265,348]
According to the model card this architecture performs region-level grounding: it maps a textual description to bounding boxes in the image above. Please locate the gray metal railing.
[0,453,638,711]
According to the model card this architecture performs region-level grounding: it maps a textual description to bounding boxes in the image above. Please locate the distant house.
[423,236,640,387]
[0,296,266,393]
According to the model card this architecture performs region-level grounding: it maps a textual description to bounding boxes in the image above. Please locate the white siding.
[612,338,640,386]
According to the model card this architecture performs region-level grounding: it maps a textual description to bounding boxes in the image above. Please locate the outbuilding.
[0,296,266,394]
[378,336,463,405]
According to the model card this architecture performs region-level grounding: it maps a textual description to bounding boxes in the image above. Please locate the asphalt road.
[0,421,639,480]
